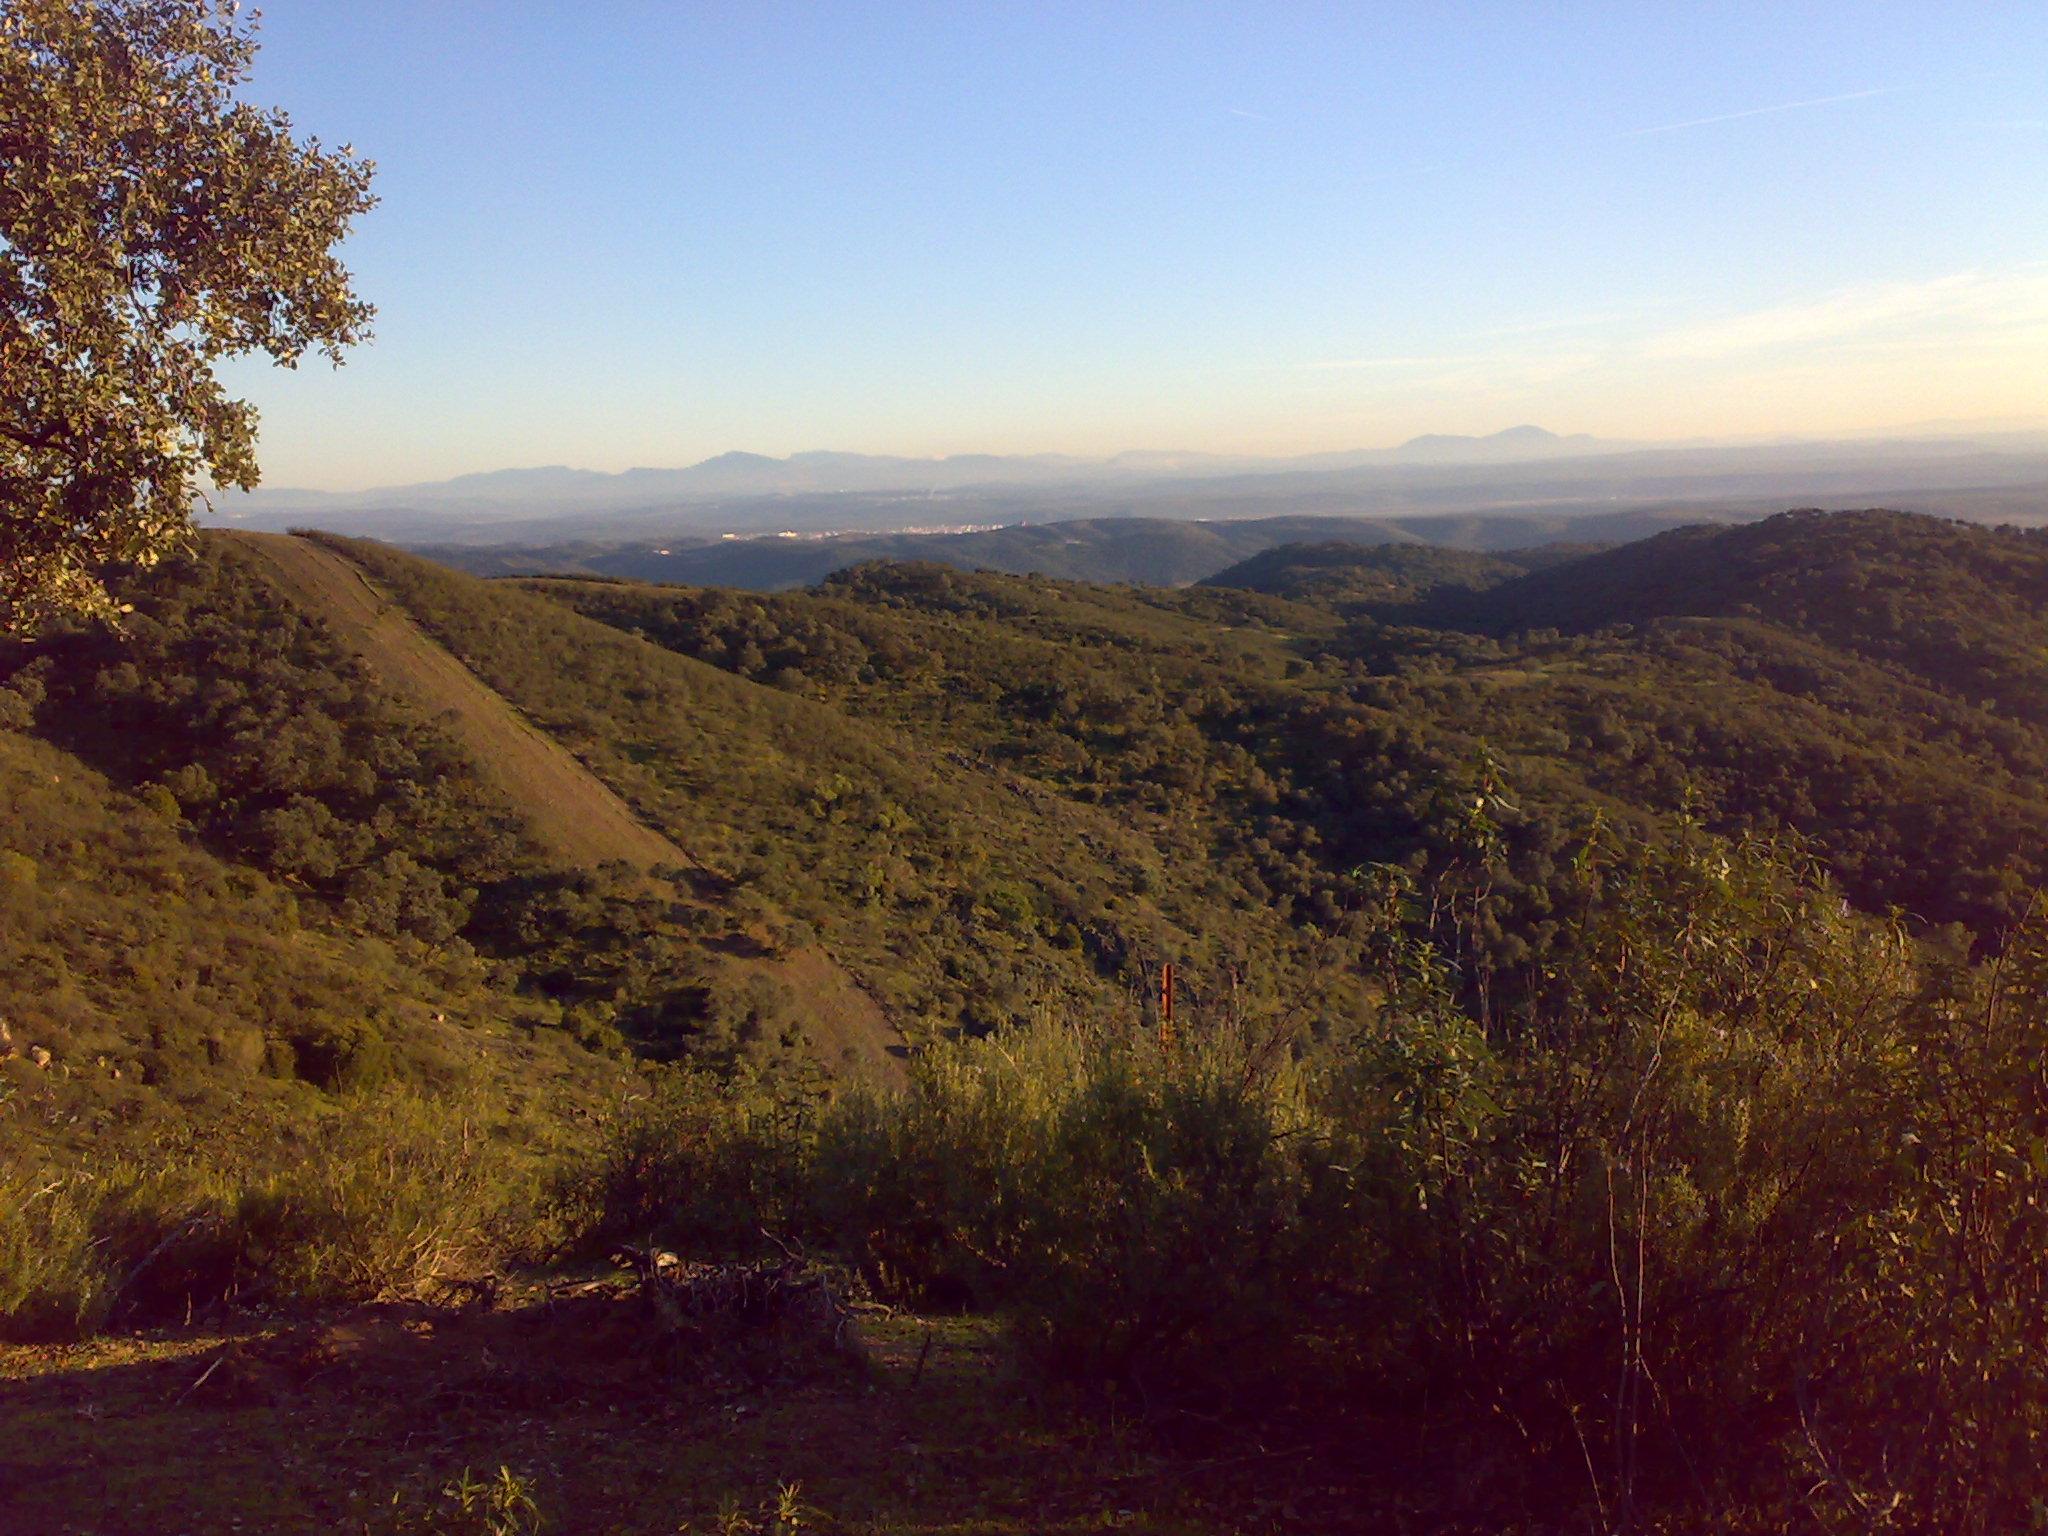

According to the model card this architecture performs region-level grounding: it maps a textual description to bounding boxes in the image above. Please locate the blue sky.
[218,2,2048,489]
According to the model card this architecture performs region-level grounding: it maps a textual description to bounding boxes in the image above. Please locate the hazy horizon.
[227,414,2048,504]
[212,4,2048,491]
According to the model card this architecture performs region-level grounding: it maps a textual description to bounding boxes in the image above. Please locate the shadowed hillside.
[11,507,2048,1534]
[1438,508,2048,720]
[1200,539,1597,608]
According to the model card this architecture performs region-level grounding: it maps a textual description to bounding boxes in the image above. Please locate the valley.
[8,5,2047,1527]
[7,506,2048,1529]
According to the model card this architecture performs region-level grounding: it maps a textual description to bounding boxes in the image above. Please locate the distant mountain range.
[203,425,2048,564]
[1384,424,1608,462]
[215,425,1625,517]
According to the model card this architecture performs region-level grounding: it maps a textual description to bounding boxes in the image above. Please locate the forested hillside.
[7,507,2041,1157]
[313,533,1371,1043]
[0,530,1379,1157]
[1198,539,1593,607]
[8,508,2048,1531]
[531,508,2048,948]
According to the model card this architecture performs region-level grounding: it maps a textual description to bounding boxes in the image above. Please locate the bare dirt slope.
[228,532,906,1083]
[232,530,688,871]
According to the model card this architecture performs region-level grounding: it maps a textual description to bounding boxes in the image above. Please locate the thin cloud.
[1227,107,1271,122]
[1623,87,1891,138]
[1296,266,2048,394]
[1643,267,2048,360]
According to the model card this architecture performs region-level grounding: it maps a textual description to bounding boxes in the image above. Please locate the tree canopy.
[0,0,374,631]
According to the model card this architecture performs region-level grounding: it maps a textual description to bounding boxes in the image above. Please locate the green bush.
[555,1066,805,1255]
[804,1026,1331,1391]
[579,1024,1337,1391]
[570,831,2048,1531]
[291,1019,397,1092]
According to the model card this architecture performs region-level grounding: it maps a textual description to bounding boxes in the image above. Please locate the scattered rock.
[613,1242,869,1367]
[28,1045,52,1070]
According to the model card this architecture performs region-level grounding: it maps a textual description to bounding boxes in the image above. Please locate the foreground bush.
[580,832,2048,1531]
[0,1094,525,1340]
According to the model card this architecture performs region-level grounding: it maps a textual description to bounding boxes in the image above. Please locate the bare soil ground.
[767,945,907,1084]
[0,1292,1378,1534]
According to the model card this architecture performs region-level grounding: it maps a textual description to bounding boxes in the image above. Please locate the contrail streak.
[1624,87,1891,138]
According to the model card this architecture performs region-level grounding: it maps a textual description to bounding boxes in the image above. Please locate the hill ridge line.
[226,530,691,872]
[224,531,909,1083]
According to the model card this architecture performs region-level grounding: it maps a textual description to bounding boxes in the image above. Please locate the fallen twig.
[171,1346,232,1407]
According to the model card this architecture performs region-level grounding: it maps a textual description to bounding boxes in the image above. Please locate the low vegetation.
[571,830,2048,1532]
[1,1093,537,1342]
[4,508,2046,1530]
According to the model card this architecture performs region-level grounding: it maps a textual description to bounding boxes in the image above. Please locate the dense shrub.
[813,1027,1333,1387]
[556,1066,805,1254]
[575,832,2048,1531]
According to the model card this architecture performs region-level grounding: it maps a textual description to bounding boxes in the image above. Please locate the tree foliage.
[0,0,374,631]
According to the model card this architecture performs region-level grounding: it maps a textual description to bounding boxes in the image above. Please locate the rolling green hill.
[1442,507,2048,720]
[1198,539,1592,607]
[10,506,2048,1532]
[314,534,1370,1041]
[529,509,2048,946]
[9,506,2045,1172]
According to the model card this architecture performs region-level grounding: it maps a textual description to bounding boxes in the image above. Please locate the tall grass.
[572,834,2048,1532]
[0,1166,110,1339]
[0,1094,527,1340]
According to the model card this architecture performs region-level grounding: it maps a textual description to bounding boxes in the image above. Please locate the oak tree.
[0,0,374,631]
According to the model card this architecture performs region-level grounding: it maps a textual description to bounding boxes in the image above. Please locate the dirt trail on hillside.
[232,531,688,870]
[229,531,907,1083]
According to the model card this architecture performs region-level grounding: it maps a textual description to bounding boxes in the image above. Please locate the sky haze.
[218,2,2048,490]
